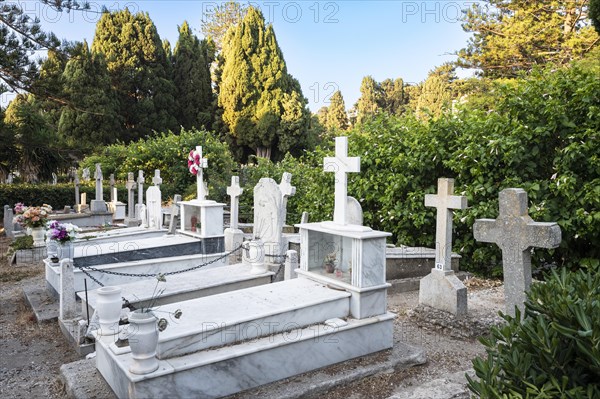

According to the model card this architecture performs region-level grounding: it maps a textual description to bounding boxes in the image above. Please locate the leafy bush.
[467,262,600,398]
[9,235,33,250]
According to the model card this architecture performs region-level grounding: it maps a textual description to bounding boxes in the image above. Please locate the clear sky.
[19,0,477,112]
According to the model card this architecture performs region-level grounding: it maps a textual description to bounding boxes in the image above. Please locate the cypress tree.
[356,76,381,124]
[325,90,348,131]
[91,9,177,141]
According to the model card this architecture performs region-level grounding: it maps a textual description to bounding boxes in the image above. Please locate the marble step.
[78,263,274,317]
[144,278,351,359]
[73,234,224,267]
[96,311,394,399]
[45,252,228,294]
[74,229,166,247]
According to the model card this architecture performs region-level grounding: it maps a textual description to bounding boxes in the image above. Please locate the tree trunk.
[256,146,271,160]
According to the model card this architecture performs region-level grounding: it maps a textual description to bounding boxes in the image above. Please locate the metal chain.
[79,266,105,287]
[74,244,243,280]
[271,263,284,282]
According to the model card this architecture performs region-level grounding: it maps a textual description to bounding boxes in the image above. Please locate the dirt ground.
[0,235,503,399]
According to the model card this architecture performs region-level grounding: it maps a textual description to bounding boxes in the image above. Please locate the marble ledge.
[295,222,392,240]
[296,270,391,293]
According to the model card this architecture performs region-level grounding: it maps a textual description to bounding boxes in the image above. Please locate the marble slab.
[74,229,166,247]
[96,312,394,399]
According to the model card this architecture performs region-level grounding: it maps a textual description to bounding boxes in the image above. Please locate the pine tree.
[172,21,215,130]
[58,41,121,151]
[326,90,348,130]
[458,1,598,77]
[379,78,405,115]
[356,76,381,124]
[415,64,456,120]
[92,9,177,141]
[218,7,309,160]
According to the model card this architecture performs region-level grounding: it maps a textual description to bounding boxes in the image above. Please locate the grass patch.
[0,264,43,283]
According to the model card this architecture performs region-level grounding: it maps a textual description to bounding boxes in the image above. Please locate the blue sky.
[20,0,477,112]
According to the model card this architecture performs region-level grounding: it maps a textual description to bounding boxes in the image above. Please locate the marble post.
[74,175,80,211]
[136,170,145,219]
[167,194,182,235]
[125,172,138,226]
[225,176,244,264]
[90,163,107,212]
[300,212,309,224]
[3,205,14,238]
[109,174,116,203]
[323,136,361,226]
[419,178,468,316]
[474,188,562,317]
[284,249,299,280]
[59,259,77,320]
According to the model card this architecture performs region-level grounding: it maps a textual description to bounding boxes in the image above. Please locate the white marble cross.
[94,163,103,201]
[152,170,162,187]
[137,170,145,206]
[279,172,296,225]
[425,178,467,272]
[227,176,243,230]
[474,188,562,317]
[195,146,209,201]
[324,137,360,225]
[126,172,136,219]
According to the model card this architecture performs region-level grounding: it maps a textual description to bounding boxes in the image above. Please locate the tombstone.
[225,176,244,263]
[90,163,107,212]
[52,173,58,185]
[124,172,139,226]
[152,170,162,187]
[300,212,309,224]
[146,185,162,230]
[279,172,296,225]
[6,173,13,184]
[109,174,116,203]
[3,205,15,238]
[74,175,80,211]
[108,185,126,221]
[419,178,468,316]
[59,259,77,320]
[167,195,182,235]
[474,188,562,317]
[80,192,87,210]
[346,196,363,225]
[139,204,148,228]
[82,167,90,182]
[135,170,145,220]
[253,178,285,262]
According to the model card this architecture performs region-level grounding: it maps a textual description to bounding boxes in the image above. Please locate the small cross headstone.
[324,136,360,225]
[109,174,116,203]
[474,188,562,317]
[126,172,136,220]
[227,176,243,230]
[425,178,467,271]
[192,146,209,201]
[82,167,90,182]
[94,164,103,201]
[168,194,182,235]
[279,172,296,225]
[74,175,80,208]
[152,170,162,187]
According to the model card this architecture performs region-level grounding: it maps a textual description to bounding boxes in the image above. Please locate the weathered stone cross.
[126,172,136,219]
[94,163,103,201]
[474,188,562,317]
[279,172,296,224]
[195,146,209,201]
[425,178,467,271]
[324,137,360,225]
[227,176,243,230]
[152,170,162,187]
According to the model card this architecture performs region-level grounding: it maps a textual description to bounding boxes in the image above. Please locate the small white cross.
[227,176,243,229]
[324,137,360,225]
[196,146,209,201]
[152,170,162,186]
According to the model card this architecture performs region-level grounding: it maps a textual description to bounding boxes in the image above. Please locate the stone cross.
[425,178,467,271]
[137,170,145,206]
[152,170,162,187]
[194,146,209,201]
[474,188,562,317]
[126,172,136,219]
[82,167,90,182]
[109,174,116,203]
[279,172,296,225]
[324,136,360,225]
[168,194,182,235]
[94,163,103,201]
[74,175,80,208]
[227,176,243,230]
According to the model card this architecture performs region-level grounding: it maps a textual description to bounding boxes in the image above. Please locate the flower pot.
[58,242,74,260]
[324,263,335,273]
[247,239,267,275]
[128,310,159,375]
[31,227,45,247]
[96,286,122,336]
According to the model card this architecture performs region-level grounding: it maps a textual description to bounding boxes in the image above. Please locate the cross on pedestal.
[324,137,360,225]
[126,172,137,219]
[425,178,467,271]
[474,188,562,317]
[152,170,162,187]
[227,176,243,230]
[195,146,208,201]
[137,170,145,206]
[94,163,103,201]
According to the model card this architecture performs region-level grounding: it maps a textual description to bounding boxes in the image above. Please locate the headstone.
[139,204,148,228]
[80,193,87,207]
[279,172,296,225]
[52,173,57,185]
[59,259,77,320]
[146,185,162,230]
[323,136,361,227]
[346,196,363,225]
[125,172,138,226]
[109,174,116,203]
[284,249,299,280]
[152,170,162,187]
[74,175,80,210]
[90,163,107,212]
[136,170,145,220]
[419,178,468,316]
[254,178,284,261]
[474,188,562,317]
[300,212,309,224]
[3,205,15,238]
[167,194,182,235]
[6,173,13,184]
[82,167,90,182]
[225,176,244,263]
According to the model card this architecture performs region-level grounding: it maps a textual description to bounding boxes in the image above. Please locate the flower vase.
[128,310,159,375]
[247,239,267,275]
[96,286,122,336]
[58,242,75,260]
[324,262,335,274]
[31,227,45,247]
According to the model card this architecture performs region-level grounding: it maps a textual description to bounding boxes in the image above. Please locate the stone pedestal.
[224,227,244,264]
[179,200,224,238]
[90,200,107,213]
[419,268,467,316]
